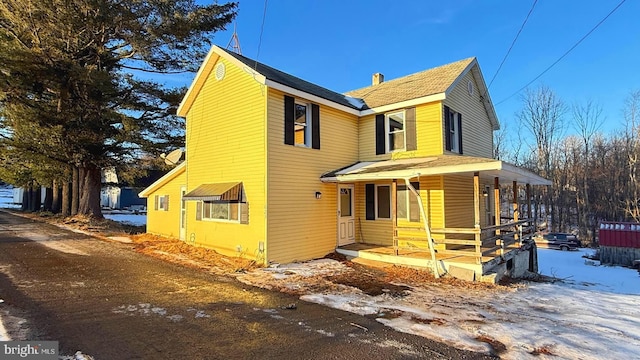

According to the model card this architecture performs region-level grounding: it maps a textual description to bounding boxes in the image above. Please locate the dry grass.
[130,233,259,274]
[530,346,555,356]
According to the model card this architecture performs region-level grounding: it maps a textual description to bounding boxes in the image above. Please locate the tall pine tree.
[0,0,237,217]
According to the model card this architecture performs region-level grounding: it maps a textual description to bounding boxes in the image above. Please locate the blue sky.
[169,1,639,138]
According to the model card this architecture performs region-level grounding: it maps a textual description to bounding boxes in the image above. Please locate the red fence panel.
[599,222,640,249]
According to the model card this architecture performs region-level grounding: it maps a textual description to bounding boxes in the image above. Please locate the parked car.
[534,233,581,251]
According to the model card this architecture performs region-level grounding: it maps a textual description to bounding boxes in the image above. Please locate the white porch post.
[513,180,519,244]
[392,180,398,256]
[494,177,503,258]
[473,172,481,264]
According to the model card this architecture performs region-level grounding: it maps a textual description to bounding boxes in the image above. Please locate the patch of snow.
[104,213,146,226]
[167,314,183,322]
[344,95,365,109]
[59,351,95,360]
[263,258,349,278]
[0,303,10,341]
[537,248,639,294]
[241,252,640,359]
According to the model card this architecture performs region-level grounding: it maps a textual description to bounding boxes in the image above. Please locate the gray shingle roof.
[225,51,361,110]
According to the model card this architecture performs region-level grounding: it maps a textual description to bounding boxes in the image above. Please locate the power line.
[496,0,627,106]
[254,0,268,70]
[487,0,538,90]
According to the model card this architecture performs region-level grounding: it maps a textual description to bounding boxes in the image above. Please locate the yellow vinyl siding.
[184,56,267,261]
[444,70,494,158]
[443,175,495,229]
[266,88,359,263]
[358,101,443,161]
[146,170,186,238]
[354,177,445,246]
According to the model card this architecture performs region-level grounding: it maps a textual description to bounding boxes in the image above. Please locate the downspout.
[404,177,442,278]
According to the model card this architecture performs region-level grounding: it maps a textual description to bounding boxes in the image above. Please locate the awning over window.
[183,182,243,201]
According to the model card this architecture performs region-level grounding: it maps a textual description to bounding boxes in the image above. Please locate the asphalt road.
[0,210,494,359]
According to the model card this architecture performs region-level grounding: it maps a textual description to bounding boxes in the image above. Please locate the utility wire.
[487,0,538,90]
[496,0,627,106]
[254,0,268,71]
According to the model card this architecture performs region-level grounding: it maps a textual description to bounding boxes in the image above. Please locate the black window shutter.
[284,95,295,145]
[375,114,385,155]
[457,113,463,154]
[444,106,451,151]
[365,184,375,220]
[311,104,320,149]
[405,107,417,151]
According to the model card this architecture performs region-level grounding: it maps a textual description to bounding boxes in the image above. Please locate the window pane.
[211,203,228,219]
[409,193,420,222]
[387,112,405,151]
[295,103,307,145]
[388,113,404,131]
[397,187,407,219]
[340,188,352,217]
[389,131,405,150]
[377,186,390,219]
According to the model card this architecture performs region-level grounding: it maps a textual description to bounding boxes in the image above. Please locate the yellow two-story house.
[140,45,550,282]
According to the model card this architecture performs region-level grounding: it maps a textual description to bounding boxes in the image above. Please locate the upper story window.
[284,95,320,149]
[375,108,416,155]
[444,106,463,154]
[295,102,311,147]
[386,111,405,152]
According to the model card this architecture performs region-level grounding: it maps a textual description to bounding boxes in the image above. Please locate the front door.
[180,186,186,241]
[337,184,355,246]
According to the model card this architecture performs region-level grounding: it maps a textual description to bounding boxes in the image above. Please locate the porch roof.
[320,155,551,185]
[183,182,243,201]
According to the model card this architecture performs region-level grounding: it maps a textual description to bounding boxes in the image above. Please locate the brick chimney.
[372,73,384,85]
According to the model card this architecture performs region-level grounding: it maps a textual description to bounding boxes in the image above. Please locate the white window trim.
[294,101,312,148]
[385,110,406,153]
[449,110,460,153]
[201,201,241,223]
[375,184,391,220]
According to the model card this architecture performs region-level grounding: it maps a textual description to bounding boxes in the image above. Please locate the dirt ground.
[12,211,508,297]
[1,210,497,359]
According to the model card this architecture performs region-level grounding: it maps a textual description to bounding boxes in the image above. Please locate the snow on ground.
[0,299,9,341]
[239,249,640,359]
[538,248,639,294]
[103,213,146,226]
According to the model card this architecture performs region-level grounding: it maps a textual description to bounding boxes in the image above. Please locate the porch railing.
[392,218,536,264]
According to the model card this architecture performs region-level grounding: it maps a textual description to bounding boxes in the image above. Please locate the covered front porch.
[321,155,551,282]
